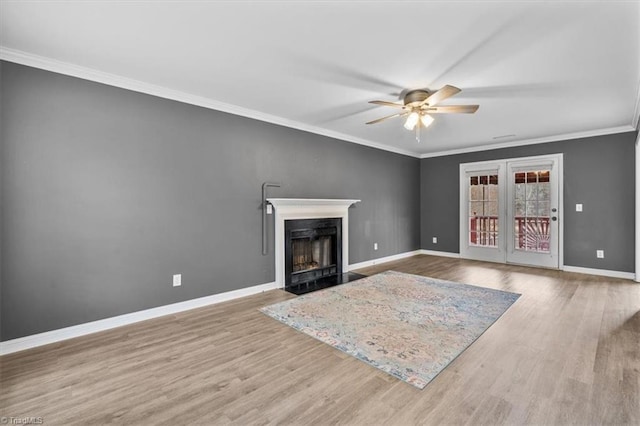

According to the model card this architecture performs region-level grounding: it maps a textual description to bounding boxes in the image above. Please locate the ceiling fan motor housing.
[404,90,431,107]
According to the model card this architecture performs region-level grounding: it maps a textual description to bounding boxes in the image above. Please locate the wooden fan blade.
[423,85,461,106]
[369,100,405,109]
[424,105,479,114]
[366,112,408,125]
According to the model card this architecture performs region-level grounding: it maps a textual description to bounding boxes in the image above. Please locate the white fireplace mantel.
[267,198,360,288]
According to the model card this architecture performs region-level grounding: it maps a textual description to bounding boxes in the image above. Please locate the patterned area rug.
[261,271,520,389]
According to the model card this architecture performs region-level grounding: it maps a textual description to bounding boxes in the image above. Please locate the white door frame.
[459,154,564,269]
[635,131,640,282]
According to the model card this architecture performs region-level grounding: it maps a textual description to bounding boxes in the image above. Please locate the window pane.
[537,201,550,217]
[470,201,484,216]
[488,184,499,200]
[537,182,551,201]
[470,185,483,201]
[515,183,525,201]
[486,201,498,216]
[469,173,499,247]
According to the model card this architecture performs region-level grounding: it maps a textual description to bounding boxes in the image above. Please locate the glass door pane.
[468,174,499,247]
[513,170,551,253]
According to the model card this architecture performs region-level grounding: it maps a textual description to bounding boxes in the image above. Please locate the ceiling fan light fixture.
[367,85,477,142]
[404,112,420,130]
[420,113,434,128]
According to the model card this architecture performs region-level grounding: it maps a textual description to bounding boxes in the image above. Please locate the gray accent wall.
[421,131,637,272]
[0,61,420,341]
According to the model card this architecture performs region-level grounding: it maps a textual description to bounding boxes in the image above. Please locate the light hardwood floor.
[1,255,639,425]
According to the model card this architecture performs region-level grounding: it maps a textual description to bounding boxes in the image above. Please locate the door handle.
[552,217,557,221]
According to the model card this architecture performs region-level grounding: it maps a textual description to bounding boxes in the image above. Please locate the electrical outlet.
[576,204,583,212]
[432,237,437,244]
[596,250,604,259]
[373,243,378,251]
[173,273,182,287]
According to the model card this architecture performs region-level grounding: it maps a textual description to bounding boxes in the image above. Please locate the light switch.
[266,204,273,214]
[576,204,583,212]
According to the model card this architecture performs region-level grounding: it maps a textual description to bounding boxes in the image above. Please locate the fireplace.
[266,198,362,293]
[285,218,341,288]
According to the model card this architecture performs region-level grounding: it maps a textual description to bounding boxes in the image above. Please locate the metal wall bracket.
[262,182,280,255]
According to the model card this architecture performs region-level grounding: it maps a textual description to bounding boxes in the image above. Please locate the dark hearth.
[285,272,367,295]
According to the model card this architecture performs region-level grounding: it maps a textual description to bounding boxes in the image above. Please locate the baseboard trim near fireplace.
[349,250,424,271]
[0,281,278,356]
[349,249,462,271]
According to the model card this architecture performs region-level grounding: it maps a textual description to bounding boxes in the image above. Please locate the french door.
[460,154,562,269]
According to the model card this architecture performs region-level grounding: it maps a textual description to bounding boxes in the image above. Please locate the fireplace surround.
[267,198,360,289]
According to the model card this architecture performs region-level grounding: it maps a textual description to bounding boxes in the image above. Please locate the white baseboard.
[5,260,633,355]
[0,281,278,356]
[349,250,422,271]
[349,249,636,282]
[418,249,461,258]
[562,265,636,280]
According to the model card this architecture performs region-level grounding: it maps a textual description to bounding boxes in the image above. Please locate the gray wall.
[0,61,420,340]
[420,131,637,272]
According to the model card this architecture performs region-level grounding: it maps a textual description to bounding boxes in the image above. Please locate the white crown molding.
[0,280,278,356]
[0,47,420,159]
[419,125,636,159]
[1,47,636,162]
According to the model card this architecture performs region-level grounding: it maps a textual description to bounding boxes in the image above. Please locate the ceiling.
[1,1,639,158]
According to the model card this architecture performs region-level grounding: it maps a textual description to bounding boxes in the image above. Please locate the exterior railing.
[470,215,550,250]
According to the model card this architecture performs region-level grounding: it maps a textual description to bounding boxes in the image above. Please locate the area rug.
[260,270,520,389]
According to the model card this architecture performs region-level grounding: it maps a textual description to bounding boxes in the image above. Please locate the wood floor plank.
[1,254,639,425]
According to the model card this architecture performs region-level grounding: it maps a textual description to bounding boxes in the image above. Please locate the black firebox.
[285,218,341,287]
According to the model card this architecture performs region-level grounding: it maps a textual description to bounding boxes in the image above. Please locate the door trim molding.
[636,131,640,282]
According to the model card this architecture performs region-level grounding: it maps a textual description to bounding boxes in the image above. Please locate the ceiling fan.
[366,85,479,141]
